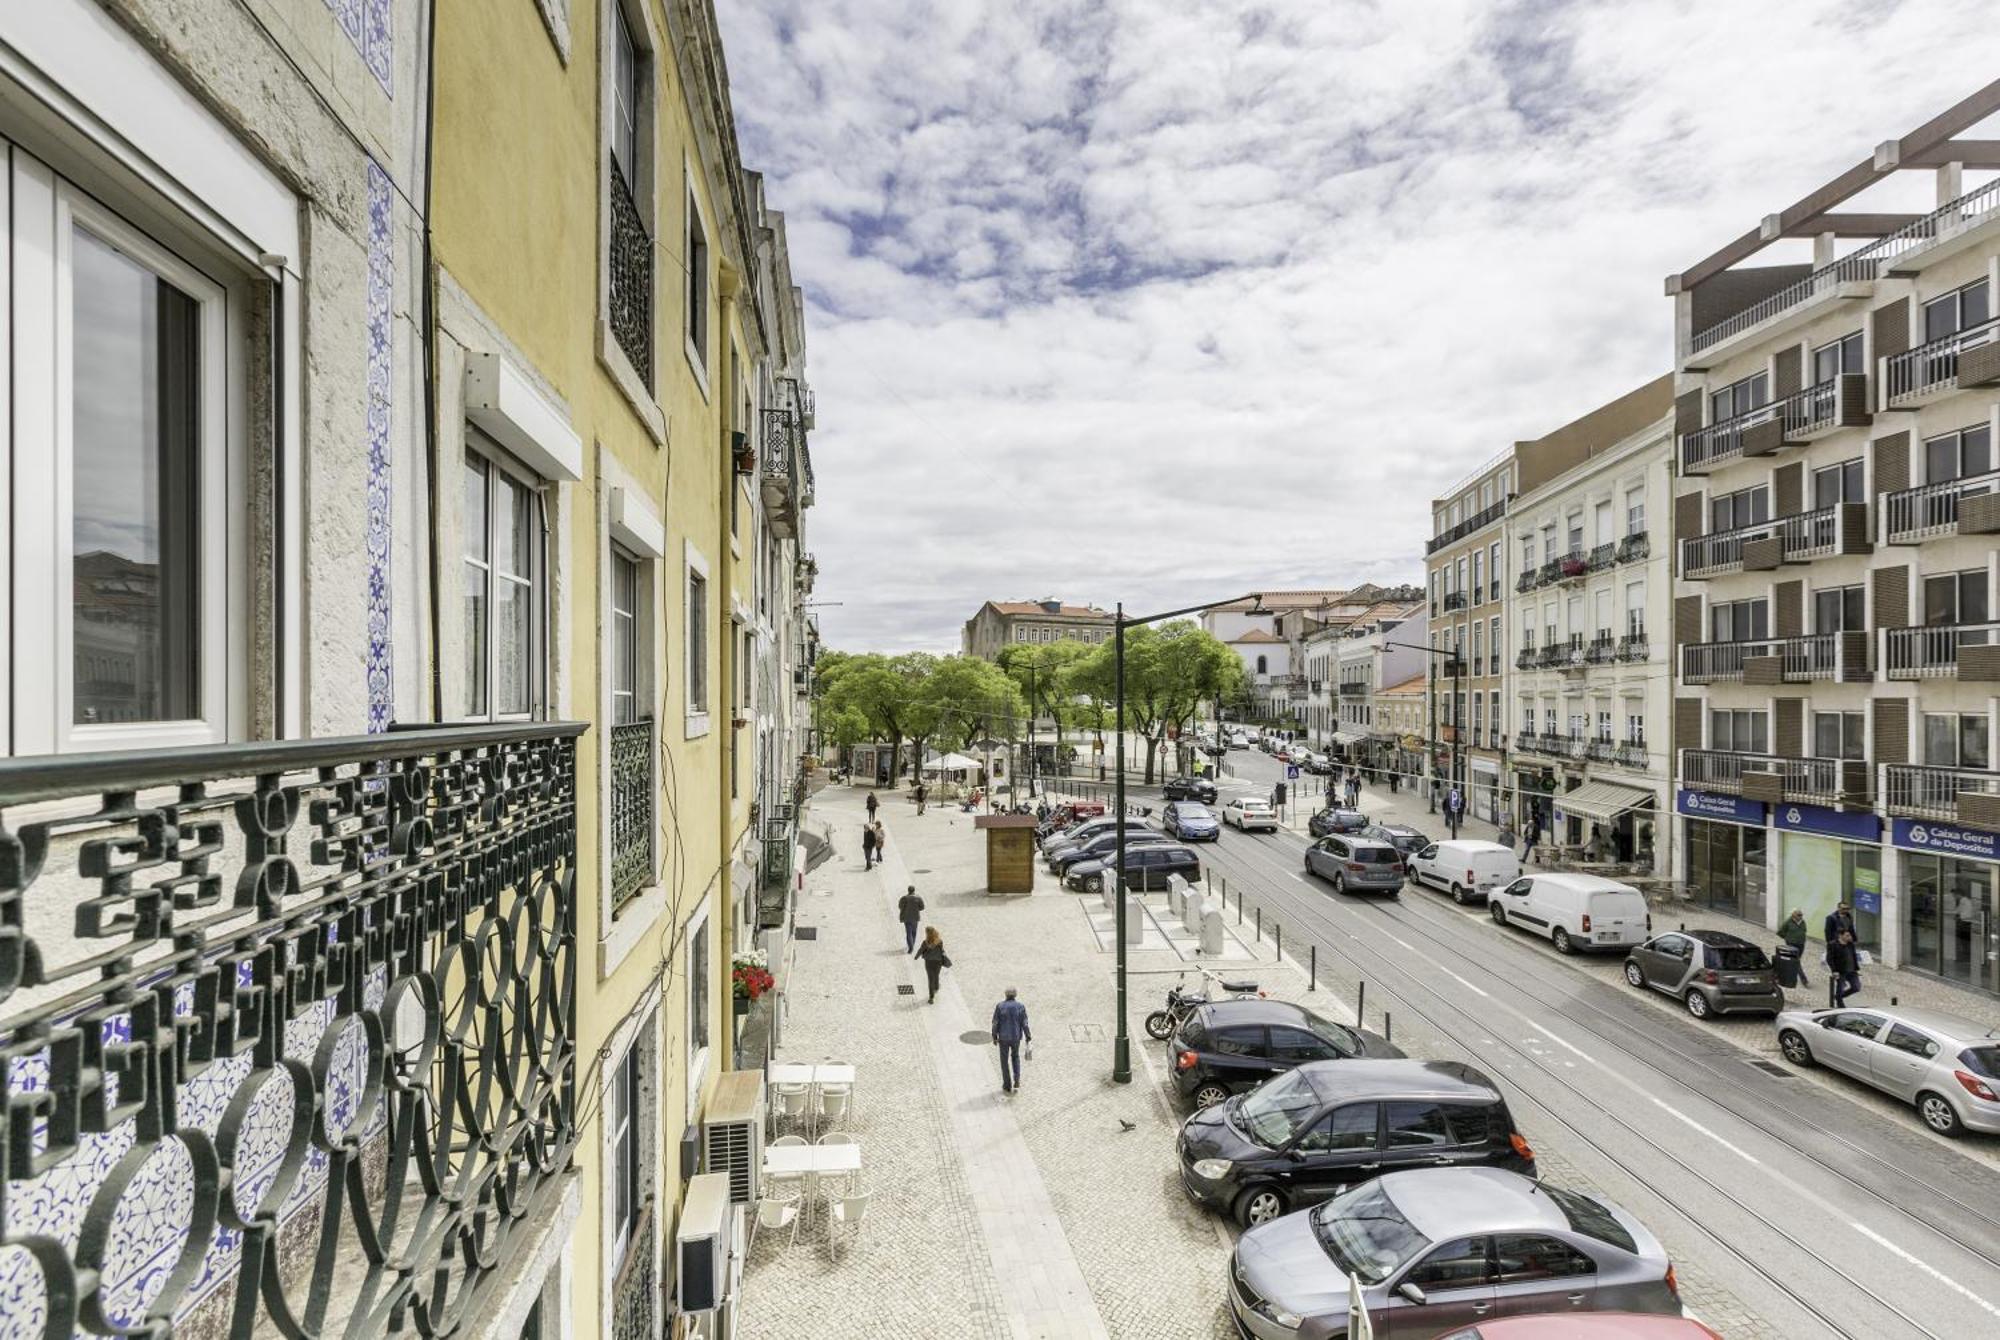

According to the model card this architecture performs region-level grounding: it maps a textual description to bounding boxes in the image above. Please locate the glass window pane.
[1965,716,1990,770]
[1964,279,1990,329]
[1963,571,1989,624]
[1924,715,1957,767]
[498,474,533,580]
[463,558,488,717]
[497,576,531,716]
[1927,294,1960,341]
[463,457,489,560]
[1925,576,1959,626]
[1929,433,1960,484]
[1963,426,1992,478]
[71,225,202,725]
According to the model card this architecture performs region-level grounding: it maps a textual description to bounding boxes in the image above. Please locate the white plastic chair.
[826,1188,871,1260]
[816,1084,852,1132]
[774,1082,813,1136]
[749,1190,803,1254]
[814,1132,859,1193]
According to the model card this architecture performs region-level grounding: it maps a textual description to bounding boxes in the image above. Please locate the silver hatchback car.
[1228,1168,1680,1339]
[1776,1004,2000,1137]
[1304,836,1404,895]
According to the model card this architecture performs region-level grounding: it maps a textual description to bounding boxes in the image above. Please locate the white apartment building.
[1505,388,1675,873]
[1330,604,1428,766]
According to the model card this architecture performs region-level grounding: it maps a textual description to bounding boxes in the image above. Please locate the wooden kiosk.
[974,814,1040,894]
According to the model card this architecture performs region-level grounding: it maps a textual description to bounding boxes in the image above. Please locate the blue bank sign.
[1891,818,2000,863]
[1773,802,1881,844]
[1676,788,1765,826]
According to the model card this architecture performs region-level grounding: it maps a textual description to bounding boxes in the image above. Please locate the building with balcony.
[1204,585,1421,726]
[1376,671,1431,783]
[1666,80,2000,997]
[0,3,819,1336]
[1425,456,1514,820]
[1321,602,1428,767]
[961,598,1115,659]
[1504,379,1675,873]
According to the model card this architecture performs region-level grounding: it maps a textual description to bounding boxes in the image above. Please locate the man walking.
[992,987,1031,1094]
[861,822,879,870]
[915,781,928,815]
[1520,806,1542,864]
[1824,902,1861,1006]
[897,884,925,955]
[865,790,879,823]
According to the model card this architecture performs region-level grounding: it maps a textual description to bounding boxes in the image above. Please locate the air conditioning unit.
[675,1172,739,1313]
[701,1070,764,1206]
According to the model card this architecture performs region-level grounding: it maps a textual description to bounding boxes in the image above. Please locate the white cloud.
[717,0,2000,652]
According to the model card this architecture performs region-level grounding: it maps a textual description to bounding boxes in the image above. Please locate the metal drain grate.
[1745,1058,1792,1077]
[795,926,818,941]
[896,984,915,995]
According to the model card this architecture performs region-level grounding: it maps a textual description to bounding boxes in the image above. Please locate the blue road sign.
[1286,764,1300,779]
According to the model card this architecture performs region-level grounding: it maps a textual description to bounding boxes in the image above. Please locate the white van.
[1408,839,1520,905]
[1489,872,1651,954]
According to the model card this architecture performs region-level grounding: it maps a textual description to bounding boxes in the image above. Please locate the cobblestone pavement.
[741,783,1810,1337]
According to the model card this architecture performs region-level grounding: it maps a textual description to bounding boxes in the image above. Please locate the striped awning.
[1553,780,1655,825]
[1331,731,1365,746]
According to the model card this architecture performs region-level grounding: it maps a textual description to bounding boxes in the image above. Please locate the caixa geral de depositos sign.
[1890,818,2000,862]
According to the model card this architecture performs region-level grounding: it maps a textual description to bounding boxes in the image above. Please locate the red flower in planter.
[732,964,776,1000]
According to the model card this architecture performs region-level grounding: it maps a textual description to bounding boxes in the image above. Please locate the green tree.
[996,639,1094,770]
[1072,622,1243,782]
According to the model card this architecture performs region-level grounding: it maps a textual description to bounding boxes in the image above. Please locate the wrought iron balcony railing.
[608,157,653,385]
[610,717,657,909]
[761,407,805,536]
[0,721,583,1339]
[1617,632,1649,662]
[1516,570,1541,594]
[1425,499,1508,554]
[1613,741,1650,769]
[1515,646,1538,671]
[1585,633,1616,664]
[1617,531,1650,563]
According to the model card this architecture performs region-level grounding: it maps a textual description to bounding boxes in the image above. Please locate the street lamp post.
[1112,591,1263,1084]
[1386,641,1463,819]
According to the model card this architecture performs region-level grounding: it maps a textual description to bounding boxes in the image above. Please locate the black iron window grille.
[608,157,653,387]
[610,718,656,909]
[0,722,582,1338]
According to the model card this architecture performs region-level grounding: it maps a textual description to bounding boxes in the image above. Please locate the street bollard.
[1276,924,1283,963]
[1310,944,1317,991]
[1256,906,1262,942]
[1357,980,1366,1027]
[1385,1012,1393,1044]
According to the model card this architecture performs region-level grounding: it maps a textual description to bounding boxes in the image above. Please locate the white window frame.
[685,896,713,1110]
[462,432,548,722]
[683,170,710,394]
[684,539,711,735]
[593,0,664,437]
[14,160,244,754]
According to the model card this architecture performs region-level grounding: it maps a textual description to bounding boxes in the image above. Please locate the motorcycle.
[1143,968,1262,1040]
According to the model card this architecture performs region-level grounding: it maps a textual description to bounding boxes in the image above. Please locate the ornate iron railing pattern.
[610,718,656,910]
[608,158,653,385]
[0,723,582,1339]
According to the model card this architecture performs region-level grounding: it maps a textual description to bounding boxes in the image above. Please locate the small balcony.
[1515,646,1538,671]
[1764,630,1872,683]
[1681,637,1777,685]
[1680,404,1774,475]
[1613,741,1650,770]
[0,722,583,1337]
[1884,621,2000,681]
[1763,501,1873,565]
[1682,748,1870,807]
[1617,531,1650,564]
[1883,469,2000,545]
[1584,632,1616,665]
[762,407,806,536]
[1556,552,1591,584]
[1339,680,1367,697]
[1885,316,2000,407]
[1740,375,1872,458]
[1681,522,1774,579]
[1586,541,1617,572]
[1587,738,1617,763]
[1536,559,1564,587]
[610,717,658,909]
[1534,644,1565,670]
[608,158,654,386]
[1443,591,1468,613]
[1885,764,2000,828]
[1617,632,1649,663]
[1516,570,1542,594]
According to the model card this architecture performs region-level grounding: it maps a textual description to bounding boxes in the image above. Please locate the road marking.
[1526,1020,1592,1062]
[1646,1096,1762,1166]
[1851,1222,2000,1319]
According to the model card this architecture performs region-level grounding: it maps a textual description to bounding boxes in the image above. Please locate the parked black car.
[1063,842,1202,893]
[1049,829,1173,873]
[1169,999,1400,1108]
[1358,823,1430,856]
[1162,775,1218,804]
[1307,807,1369,837]
[1178,1058,1537,1227]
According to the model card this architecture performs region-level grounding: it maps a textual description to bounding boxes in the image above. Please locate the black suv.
[1307,807,1369,837]
[1178,1059,1537,1227]
[1063,842,1202,892]
[1161,775,1218,804]
[1169,999,1401,1108]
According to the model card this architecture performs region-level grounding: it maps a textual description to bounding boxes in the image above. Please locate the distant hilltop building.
[963,599,1116,659]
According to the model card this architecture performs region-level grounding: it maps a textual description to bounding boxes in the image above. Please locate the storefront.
[1511,767,1558,830]
[1471,758,1501,824]
[1894,818,1999,997]
[1555,779,1658,869]
[1774,803,1882,954]
[1677,788,1769,925]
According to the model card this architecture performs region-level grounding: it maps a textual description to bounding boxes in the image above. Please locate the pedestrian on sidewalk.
[915,782,929,815]
[1584,825,1606,863]
[861,823,879,869]
[898,885,926,954]
[1496,813,1517,852]
[1521,811,1542,864]
[992,987,1032,1094]
[916,926,952,1003]
[865,791,879,824]
[1824,903,1861,1005]
[1779,909,1811,988]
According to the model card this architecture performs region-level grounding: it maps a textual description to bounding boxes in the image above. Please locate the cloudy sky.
[716,0,2000,653]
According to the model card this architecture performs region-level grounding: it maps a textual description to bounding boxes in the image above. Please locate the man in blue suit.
[992,987,1032,1094]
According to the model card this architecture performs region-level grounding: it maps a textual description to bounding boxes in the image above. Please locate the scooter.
[1143,968,1262,1040]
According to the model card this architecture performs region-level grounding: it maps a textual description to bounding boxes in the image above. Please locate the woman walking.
[915,926,953,1004]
